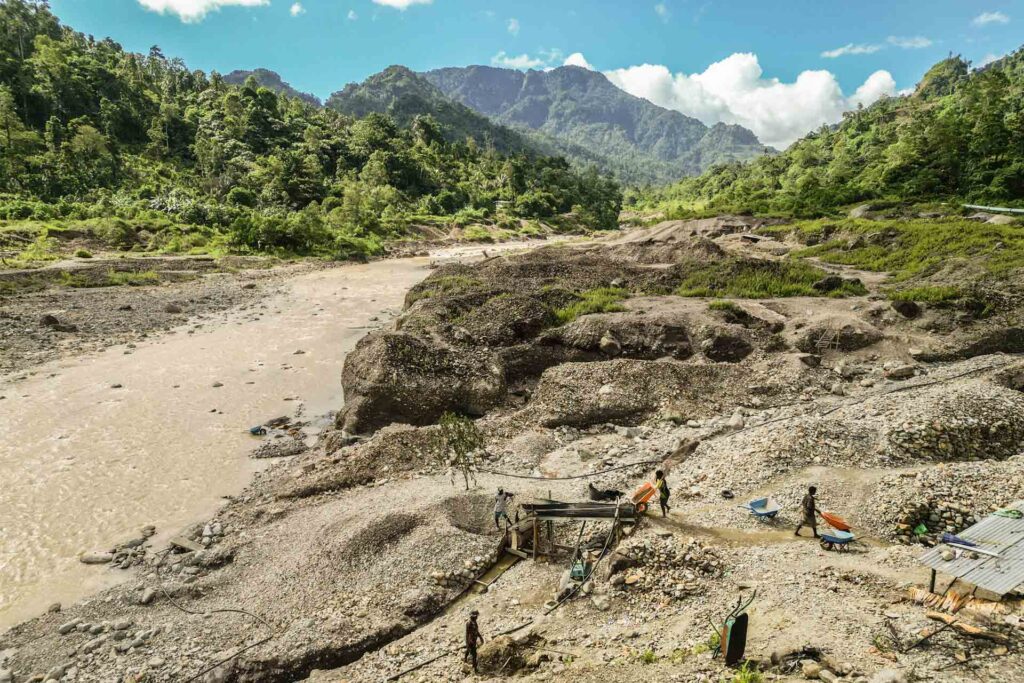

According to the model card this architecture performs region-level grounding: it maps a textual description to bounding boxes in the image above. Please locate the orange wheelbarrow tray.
[632,482,657,512]
[820,511,851,531]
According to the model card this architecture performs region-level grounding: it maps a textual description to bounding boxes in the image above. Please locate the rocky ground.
[0,255,315,376]
[2,216,1024,683]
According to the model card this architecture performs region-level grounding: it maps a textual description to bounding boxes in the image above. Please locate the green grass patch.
[785,218,1024,281]
[73,248,93,258]
[887,285,961,303]
[106,270,160,286]
[408,275,484,304]
[676,259,866,298]
[554,287,628,324]
[707,299,744,313]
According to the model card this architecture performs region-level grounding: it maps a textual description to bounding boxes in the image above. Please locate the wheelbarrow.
[631,482,657,513]
[819,529,856,552]
[738,497,780,521]
[711,590,756,666]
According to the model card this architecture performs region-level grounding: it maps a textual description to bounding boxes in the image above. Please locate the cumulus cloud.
[973,11,1009,26]
[507,18,520,36]
[372,0,432,9]
[136,0,268,22]
[491,51,548,70]
[347,9,358,20]
[887,35,932,49]
[603,53,896,149]
[654,3,669,22]
[563,52,594,70]
[821,43,882,58]
[289,2,304,16]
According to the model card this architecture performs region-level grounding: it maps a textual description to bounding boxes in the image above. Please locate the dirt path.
[0,242,530,631]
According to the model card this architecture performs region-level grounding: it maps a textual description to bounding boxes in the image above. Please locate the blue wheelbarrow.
[819,529,856,552]
[738,497,781,521]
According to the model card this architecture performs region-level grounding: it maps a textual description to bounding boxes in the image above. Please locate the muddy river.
[0,243,530,631]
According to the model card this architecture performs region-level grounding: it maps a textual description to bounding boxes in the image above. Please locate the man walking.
[795,485,820,538]
[494,488,513,530]
[464,610,484,672]
[655,470,671,517]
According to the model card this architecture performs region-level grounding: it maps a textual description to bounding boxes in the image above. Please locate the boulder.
[849,204,876,219]
[545,311,693,361]
[337,332,506,434]
[456,293,554,346]
[869,670,908,683]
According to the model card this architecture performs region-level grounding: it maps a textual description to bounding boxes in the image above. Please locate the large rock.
[544,312,694,360]
[528,359,742,428]
[337,332,505,434]
[455,293,554,346]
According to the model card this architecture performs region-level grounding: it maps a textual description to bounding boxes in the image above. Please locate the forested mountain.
[423,65,770,185]
[0,1,622,260]
[223,68,320,107]
[639,50,1024,217]
[325,66,535,155]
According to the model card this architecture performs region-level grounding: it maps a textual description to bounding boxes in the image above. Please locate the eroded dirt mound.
[338,331,506,434]
[526,359,749,428]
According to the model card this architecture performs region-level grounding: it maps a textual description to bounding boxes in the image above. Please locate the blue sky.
[50,0,1023,147]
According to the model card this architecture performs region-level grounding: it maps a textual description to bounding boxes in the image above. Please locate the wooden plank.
[506,548,529,559]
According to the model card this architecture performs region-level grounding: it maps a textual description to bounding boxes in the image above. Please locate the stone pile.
[611,535,725,599]
[430,547,502,588]
[867,455,1024,543]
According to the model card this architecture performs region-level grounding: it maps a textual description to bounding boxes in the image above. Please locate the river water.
[0,244,518,631]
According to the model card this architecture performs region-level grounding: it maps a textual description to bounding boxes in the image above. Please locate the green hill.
[638,50,1024,217]
[0,0,623,264]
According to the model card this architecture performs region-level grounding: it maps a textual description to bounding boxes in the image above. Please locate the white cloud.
[372,0,432,9]
[821,43,882,58]
[347,9,358,20]
[978,52,1002,67]
[491,51,548,70]
[887,35,932,49]
[603,53,896,149]
[563,52,594,70]
[654,3,669,22]
[973,11,1009,26]
[507,18,520,36]
[136,0,268,22]
[289,2,304,16]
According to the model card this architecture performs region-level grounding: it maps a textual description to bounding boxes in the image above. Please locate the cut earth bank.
[3,217,1024,682]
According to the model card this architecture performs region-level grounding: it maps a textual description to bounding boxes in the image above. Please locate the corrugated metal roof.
[919,500,1024,596]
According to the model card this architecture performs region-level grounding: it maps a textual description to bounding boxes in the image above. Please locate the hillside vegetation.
[0,1,621,264]
[636,51,1024,217]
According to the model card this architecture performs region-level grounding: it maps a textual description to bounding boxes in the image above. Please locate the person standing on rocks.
[795,485,820,538]
[465,610,484,672]
[655,470,671,517]
[494,488,513,531]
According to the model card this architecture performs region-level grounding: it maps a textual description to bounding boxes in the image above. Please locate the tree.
[433,412,485,490]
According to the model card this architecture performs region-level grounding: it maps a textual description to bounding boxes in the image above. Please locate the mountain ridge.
[223,68,321,107]
[423,64,771,184]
